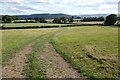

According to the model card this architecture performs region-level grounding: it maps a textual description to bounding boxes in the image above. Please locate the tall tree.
[104,14,117,25]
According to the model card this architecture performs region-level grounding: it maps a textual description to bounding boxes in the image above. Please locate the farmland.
[2,28,60,63]
[2,23,71,28]
[2,26,119,79]
[1,22,105,29]
[52,26,118,78]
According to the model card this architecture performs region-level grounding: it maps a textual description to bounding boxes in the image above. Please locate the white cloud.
[0,0,119,3]
[98,4,117,10]
[0,0,119,15]
[0,0,27,3]
[31,0,51,3]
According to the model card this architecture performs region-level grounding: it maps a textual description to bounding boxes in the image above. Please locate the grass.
[2,23,71,28]
[2,26,118,79]
[2,28,59,64]
[2,28,61,79]
[52,26,118,78]
[24,29,63,79]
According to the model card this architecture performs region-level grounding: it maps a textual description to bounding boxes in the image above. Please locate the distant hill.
[16,13,110,19]
[17,13,73,19]
[79,14,109,18]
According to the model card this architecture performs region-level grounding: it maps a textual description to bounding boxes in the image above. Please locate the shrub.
[104,14,117,26]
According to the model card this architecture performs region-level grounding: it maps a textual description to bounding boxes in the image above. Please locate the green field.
[2,28,60,63]
[52,26,118,78]
[2,23,71,28]
[2,26,118,78]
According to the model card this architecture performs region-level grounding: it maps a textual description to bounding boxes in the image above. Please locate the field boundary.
[1,24,103,30]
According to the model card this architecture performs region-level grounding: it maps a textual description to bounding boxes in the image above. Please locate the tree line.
[2,15,20,23]
[1,15,47,23]
[81,17,104,22]
[1,14,120,26]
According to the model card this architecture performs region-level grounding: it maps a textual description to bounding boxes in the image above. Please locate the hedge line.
[1,24,104,30]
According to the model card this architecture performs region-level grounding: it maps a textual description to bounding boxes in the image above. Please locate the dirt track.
[39,42,83,78]
[2,43,33,78]
[2,42,86,79]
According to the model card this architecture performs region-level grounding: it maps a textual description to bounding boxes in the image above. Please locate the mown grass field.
[2,26,118,79]
[2,28,60,63]
[52,26,118,78]
[2,23,70,28]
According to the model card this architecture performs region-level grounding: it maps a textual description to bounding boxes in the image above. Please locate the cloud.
[31,0,51,3]
[0,0,28,3]
[0,0,119,15]
[98,4,117,10]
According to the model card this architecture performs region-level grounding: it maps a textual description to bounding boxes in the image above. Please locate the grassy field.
[2,28,62,78]
[52,26,118,78]
[2,23,71,28]
[2,28,59,63]
[25,30,63,78]
[2,26,118,78]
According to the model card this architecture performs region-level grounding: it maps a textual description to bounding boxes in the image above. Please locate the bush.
[104,14,117,26]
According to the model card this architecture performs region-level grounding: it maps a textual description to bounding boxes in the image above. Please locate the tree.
[81,17,104,22]
[77,17,81,19]
[104,14,117,25]
[34,18,47,23]
[53,17,67,24]
[2,15,20,23]
[98,17,104,21]
[118,16,120,20]
[39,18,47,23]
[2,15,12,23]
[53,18,59,23]
[68,17,74,23]
[60,17,67,23]
[12,16,20,20]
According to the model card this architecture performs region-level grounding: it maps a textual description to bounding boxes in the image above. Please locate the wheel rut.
[2,41,86,79]
[2,43,33,78]
[39,42,85,79]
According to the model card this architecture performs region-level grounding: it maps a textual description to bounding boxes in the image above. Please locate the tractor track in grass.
[39,42,85,79]
[2,29,86,79]
[2,43,33,78]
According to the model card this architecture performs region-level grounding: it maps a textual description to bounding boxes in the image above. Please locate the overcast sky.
[0,0,119,15]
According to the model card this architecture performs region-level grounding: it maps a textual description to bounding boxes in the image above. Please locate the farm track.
[2,43,33,78]
[39,42,85,79]
[2,41,85,79]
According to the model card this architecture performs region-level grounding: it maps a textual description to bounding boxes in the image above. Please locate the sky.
[0,0,119,15]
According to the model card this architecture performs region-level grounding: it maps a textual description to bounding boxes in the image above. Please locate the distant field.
[2,23,71,28]
[52,26,118,78]
[73,21,104,24]
[1,21,105,29]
